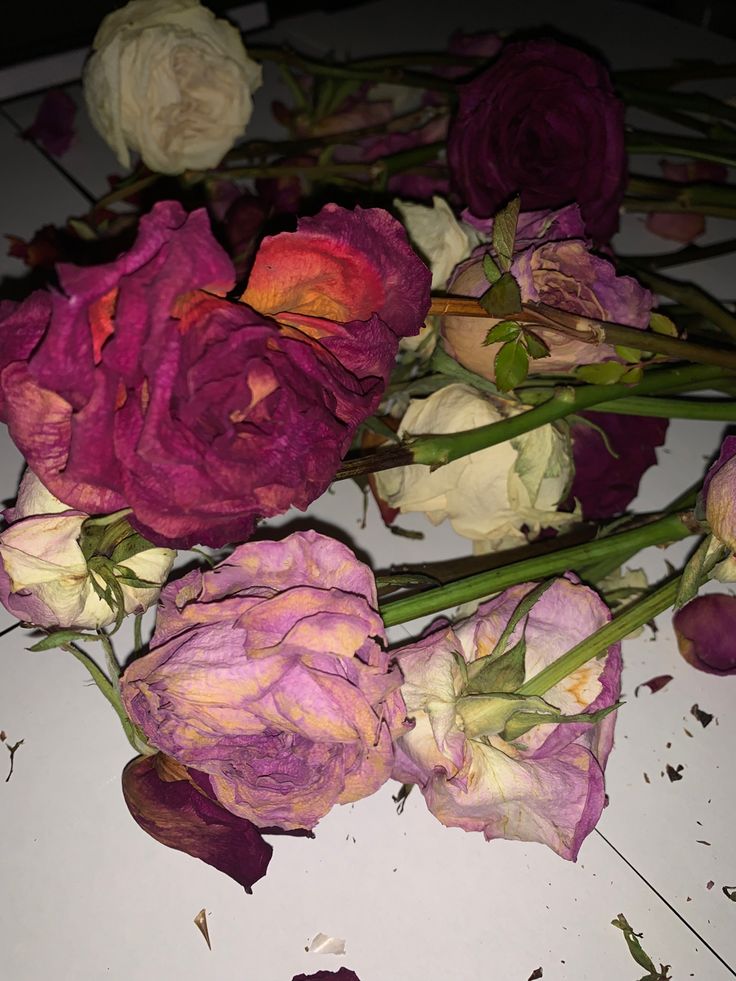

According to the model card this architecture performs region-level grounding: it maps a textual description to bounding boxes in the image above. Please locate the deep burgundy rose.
[0,201,429,547]
[447,38,626,242]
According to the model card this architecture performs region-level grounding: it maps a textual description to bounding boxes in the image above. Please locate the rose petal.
[122,754,273,891]
[673,594,736,675]
[22,89,77,157]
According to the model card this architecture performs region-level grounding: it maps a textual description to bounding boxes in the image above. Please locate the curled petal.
[122,754,273,892]
[673,594,736,675]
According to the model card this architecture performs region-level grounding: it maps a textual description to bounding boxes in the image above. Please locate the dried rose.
[120,532,407,831]
[674,594,736,675]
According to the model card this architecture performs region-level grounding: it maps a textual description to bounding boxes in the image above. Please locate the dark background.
[1,0,734,69]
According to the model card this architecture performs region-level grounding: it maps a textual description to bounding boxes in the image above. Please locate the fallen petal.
[122,755,273,891]
[193,908,211,950]
[634,674,673,697]
[292,971,361,981]
[22,89,77,157]
[307,933,347,955]
[673,594,736,675]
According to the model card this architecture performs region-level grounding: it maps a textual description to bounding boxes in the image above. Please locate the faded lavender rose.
[122,753,273,891]
[83,0,262,174]
[442,205,652,382]
[0,469,174,630]
[121,532,407,831]
[447,38,626,242]
[393,577,621,860]
[0,201,429,548]
[701,436,736,551]
[673,594,736,675]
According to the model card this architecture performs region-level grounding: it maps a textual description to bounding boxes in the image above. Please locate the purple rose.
[392,577,621,860]
[0,201,430,547]
[121,531,407,831]
[447,38,626,242]
[442,205,651,382]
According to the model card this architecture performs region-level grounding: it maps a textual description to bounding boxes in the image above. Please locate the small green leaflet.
[483,320,520,346]
[28,629,100,652]
[611,914,672,980]
[495,340,529,391]
[576,362,632,385]
[479,272,522,318]
[491,196,520,272]
[649,312,678,337]
[482,252,502,284]
[502,701,619,742]
[614,344,645,364]
[523,330,550,361]
[465,636,527,695]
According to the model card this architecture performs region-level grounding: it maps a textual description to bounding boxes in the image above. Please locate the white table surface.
[1,2,736,979]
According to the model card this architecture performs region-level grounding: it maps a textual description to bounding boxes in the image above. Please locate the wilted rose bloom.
[673,594,736,675]
[121,532,407,831]
[701,436,736,551]
[0,201,429,548]
[374,384,574,551]
[447,38,626,243]
[0,470,173,629]
[442,205,652,382]
[83,0,262,174]
[393,577,621,859]
[394,196,475,291]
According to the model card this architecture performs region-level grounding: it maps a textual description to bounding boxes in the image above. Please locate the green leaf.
[649,312,678,337]
[522,330,551,361]
[502,701,619,742]
[456,693,551,738]
[614,344,644,364]
[489,579,556,661]
[491,196,520,272]
[465,635,527,695]
[482,252,502,284]
[621,364,644,384]
[611,914,671,980]
[483,320,520,345]
[110,532,158,564]
[495,340,529,392]
[479,272,522,318]
[674,534,711,609]
[576,362,630,385]
[28,630,100,652]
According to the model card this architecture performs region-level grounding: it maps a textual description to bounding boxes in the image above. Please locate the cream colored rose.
[374,384,574,550]
[394,196,476,290]
[0,472,175,629]
[83,0,262,174]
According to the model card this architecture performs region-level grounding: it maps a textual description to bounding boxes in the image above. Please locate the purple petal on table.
[570,412,669,519]
[122,755,273,891]
[673,594,736,675]
[22,89,77,156]
[291,971,362,981]
[634,674,673,697]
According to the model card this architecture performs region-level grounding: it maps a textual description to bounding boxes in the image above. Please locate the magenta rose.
[447,38,626,242]
[393,577,621,860]
[120,531,407,831]
[0,201,430,547]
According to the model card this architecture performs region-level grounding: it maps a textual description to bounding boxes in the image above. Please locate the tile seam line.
[595,828,736,977]
[0,104,96,205]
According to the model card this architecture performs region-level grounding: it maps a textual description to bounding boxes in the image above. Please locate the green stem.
[587,396,736,420]
[621,238,736,270]
[379,513,691,627]
[337,364,727,480]
[626,129,736,167]
[249,44,457,93]
[517,575,681,697]
[620,85,736,129]
[97,629,121,689]
[620,263,736,342]
[616,62,736,87]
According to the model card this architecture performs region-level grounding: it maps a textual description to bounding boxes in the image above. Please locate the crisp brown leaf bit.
[723,886,736,902]
[665,764,683,782]
[690,704,714,728]
[528,969,544,980]
[193,908,211,949]
[634,675,672,697]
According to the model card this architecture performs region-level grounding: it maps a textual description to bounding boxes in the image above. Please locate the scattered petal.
[308,934,346,956]
[674,595,736,675]
[691,704,714,728]
[634,675,673,697]
[292,970,361,981]
[723,886,736,902]
[193,908,211,950]
[528,970,544,980]
[22,89,77,157]
[707,881,715,890]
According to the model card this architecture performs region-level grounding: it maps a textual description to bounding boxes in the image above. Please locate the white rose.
[83,0,262,174]
[374,384,574,550]
[394,196,474,291]
[0,472,175,629]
